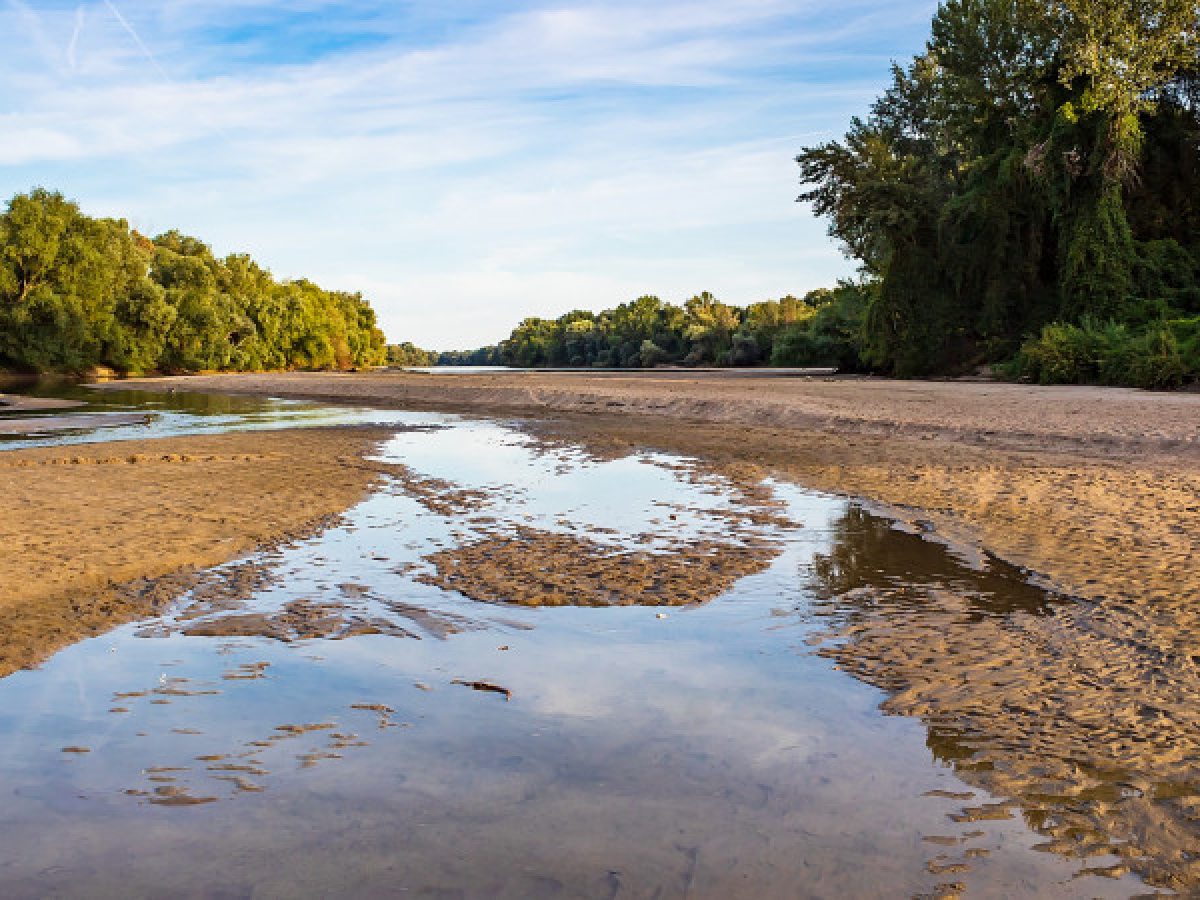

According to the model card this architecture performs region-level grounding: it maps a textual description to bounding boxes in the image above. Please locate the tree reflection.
[810,505,1058,616]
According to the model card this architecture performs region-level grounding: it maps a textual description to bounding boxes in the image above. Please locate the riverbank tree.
[798,0,1200,385]
[427,284,870,369]
[0,189,386,374]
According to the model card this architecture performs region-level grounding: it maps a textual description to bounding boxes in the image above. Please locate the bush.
[1125,324,1187,389]
[639,340,668,368]
[1018,319,1109,384]
[1170,316,1200,364]
[769,283,868,369]
[771,328,843,367]
[728,333,761,366]
[1018,317,1198,389]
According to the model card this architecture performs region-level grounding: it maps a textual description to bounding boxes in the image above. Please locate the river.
[0,380,1153,897]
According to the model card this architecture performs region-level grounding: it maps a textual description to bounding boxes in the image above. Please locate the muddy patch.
[416,525,777,607]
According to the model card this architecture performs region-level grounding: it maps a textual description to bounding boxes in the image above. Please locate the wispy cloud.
[102,0,170,80]
[0,0,937,347]
[5,0,62,73]
[66,5,85,72]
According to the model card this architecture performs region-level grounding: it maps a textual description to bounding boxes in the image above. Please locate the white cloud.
[0,0,936,347]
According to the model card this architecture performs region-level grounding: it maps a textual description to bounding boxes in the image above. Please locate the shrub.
[639,340,668,368]
[1018,320,1109,384]
[1018,316,1199,389]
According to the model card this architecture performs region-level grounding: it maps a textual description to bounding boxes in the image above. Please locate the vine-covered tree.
[798,0,1200,382]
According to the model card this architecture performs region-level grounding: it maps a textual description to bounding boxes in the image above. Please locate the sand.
[99,370,1200,610]
[8,369,1200,889]
[0,394,84,412]
[84,370,1200,890]
[0,413,149,434]
[0,425,394,676]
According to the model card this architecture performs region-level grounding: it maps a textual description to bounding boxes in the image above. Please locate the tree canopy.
[427,285,870,370]
[797,0,1200,382]
[0,189,386,374]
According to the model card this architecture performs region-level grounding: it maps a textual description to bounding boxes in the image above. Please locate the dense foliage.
[386,342,439,367]
[1017,314,1200,387]
[0,189,386,374]
[427,284,870,369]
[436,346,503,366]
[798,0,1200,382]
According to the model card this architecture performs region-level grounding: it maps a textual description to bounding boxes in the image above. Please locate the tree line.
[1,188,386,374]
[397,0,1199,387]
[797,0,1200,386]
[393,284,869,370]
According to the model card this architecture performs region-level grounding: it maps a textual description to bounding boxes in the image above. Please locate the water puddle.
[0,411,1159,897]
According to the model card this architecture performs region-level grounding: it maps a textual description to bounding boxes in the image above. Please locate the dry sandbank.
[0,426,393,675]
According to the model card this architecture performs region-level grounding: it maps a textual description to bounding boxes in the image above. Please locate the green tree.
[798,0,1200,377]
[0,189,388,374]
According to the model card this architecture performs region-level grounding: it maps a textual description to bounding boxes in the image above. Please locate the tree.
[798,0,1200,375]
[0,189,388,374]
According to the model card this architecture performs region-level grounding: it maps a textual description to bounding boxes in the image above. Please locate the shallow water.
[0,376,419,448]
[0,402,1153,897]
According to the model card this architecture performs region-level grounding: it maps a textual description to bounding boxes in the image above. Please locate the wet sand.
[0,426,394,676]
[0,413,149,434]
[83,371,1200,891]
[0,394,84,412]
[100,370,1200,610]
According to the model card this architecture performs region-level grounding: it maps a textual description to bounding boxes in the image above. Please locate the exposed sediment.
[416,525,778,608]
[0,393,85,412]
[93,371,1200,891]
[0,426,394,675]
[98,370,1200,612]
[804,508,1200,892]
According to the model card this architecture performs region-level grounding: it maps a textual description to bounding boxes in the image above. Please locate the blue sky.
[1,0,937,349]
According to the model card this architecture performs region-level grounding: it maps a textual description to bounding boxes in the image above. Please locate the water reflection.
[0,376,430,448]
[809,506,1059,617]
[808,505,1200,893]
[0,413,1153,897]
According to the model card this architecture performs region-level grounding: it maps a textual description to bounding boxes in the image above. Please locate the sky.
[0,0,938,350]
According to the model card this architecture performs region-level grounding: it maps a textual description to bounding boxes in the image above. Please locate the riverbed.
[0,379,1189,896]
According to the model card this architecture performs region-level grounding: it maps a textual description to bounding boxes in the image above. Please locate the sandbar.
[99,370,1200,609]
[0,394,85,412]
[0,413,148,435]
[0,425,394,675]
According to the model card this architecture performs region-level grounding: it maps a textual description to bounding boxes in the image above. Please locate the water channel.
[0,381,1158,897]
